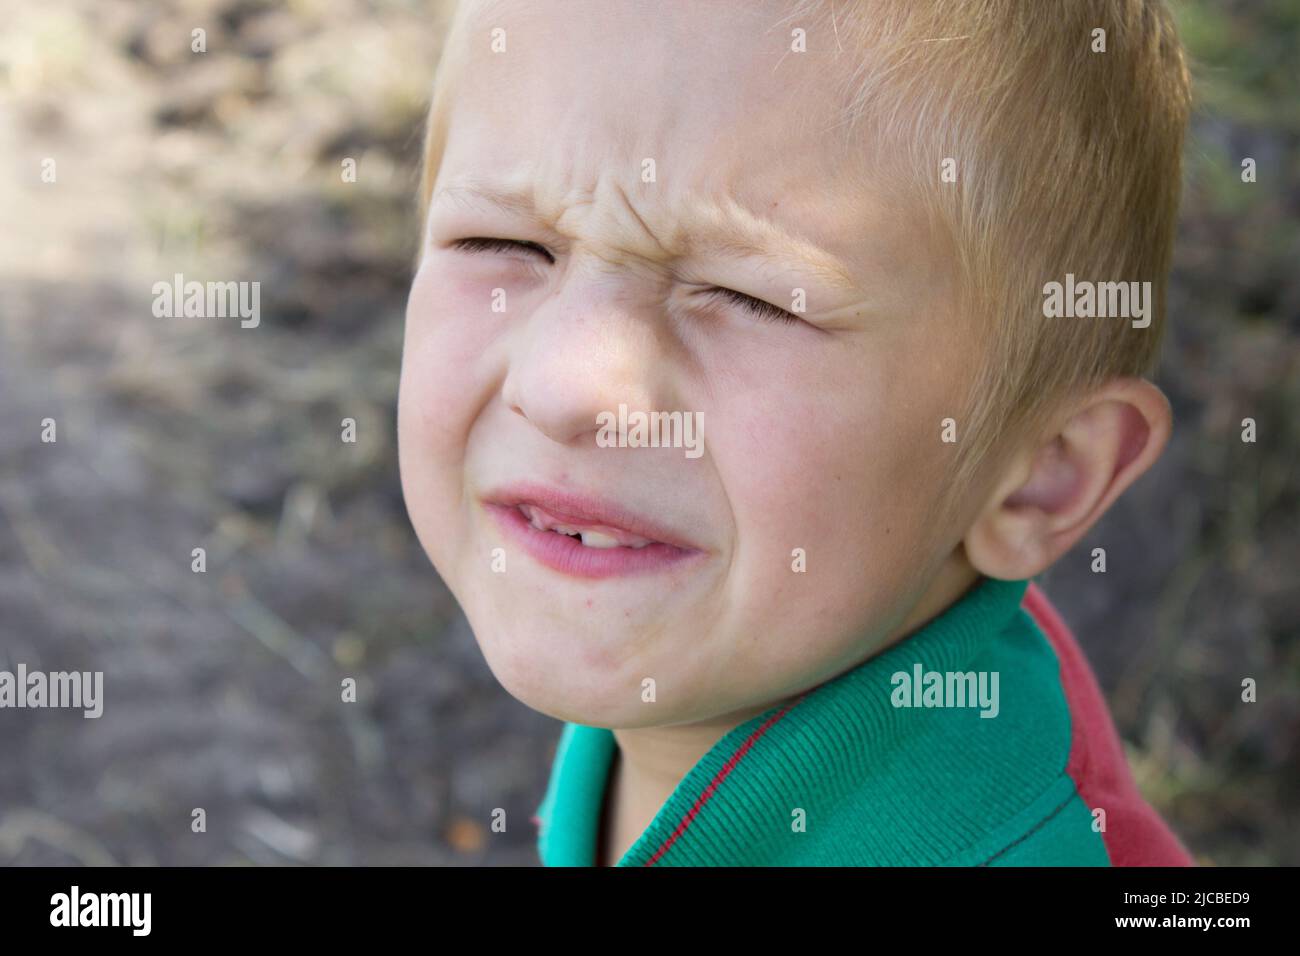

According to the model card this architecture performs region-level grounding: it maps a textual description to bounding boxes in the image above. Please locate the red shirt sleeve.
[1023,582,1194,866]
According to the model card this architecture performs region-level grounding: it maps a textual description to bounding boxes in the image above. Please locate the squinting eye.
[451,236,555,264]
[451,238,798,326]
[707,286,801,325]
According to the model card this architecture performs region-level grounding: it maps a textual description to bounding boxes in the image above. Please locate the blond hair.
[773,0,1192,504]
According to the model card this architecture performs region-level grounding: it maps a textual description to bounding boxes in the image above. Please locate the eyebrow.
[429,182,861,294]
[433,183,540,221]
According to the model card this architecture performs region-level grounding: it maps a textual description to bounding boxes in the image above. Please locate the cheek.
[702,357,959,691]
[713,350,953,601]
[398,261,507,575]
[398,260,503,453]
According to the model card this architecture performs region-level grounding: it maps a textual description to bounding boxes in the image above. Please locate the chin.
[462,609,680,727]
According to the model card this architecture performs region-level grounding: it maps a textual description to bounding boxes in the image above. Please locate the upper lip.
[482,481,701,552]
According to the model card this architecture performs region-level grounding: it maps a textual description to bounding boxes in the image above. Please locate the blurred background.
[0,0,1296,866]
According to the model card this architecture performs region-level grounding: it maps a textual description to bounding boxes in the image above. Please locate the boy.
[398,0,1194,865]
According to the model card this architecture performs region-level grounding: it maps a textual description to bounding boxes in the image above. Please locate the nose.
[501,266,669,448]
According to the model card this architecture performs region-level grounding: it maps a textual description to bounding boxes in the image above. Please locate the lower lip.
[485,503,703,579]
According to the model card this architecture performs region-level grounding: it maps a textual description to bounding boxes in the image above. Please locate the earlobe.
[964,379,1172,580]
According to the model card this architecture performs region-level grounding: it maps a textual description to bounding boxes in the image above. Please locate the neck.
[604,695,785,865]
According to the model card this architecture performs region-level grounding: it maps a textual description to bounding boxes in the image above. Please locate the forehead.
[451,0,840,146]
[433,0,934,287]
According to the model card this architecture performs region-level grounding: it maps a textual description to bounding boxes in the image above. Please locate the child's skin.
[398,0,1172,864]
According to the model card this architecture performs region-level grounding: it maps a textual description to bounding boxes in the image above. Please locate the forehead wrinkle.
[605,176,670,260]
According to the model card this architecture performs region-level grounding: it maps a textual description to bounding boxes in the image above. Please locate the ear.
[963,378,1172,580]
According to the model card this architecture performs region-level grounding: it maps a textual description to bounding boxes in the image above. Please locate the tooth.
[579,530,621,549]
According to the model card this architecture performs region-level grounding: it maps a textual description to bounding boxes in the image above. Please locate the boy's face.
[400,0,979,728]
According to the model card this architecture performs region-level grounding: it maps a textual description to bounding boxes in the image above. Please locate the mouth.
[516,502,656,549]
[481,483,704,579]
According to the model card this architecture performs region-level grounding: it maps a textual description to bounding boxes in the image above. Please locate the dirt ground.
[1,0,1297,866]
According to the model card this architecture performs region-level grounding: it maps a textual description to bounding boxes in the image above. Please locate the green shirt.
[532,575,1192,866]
